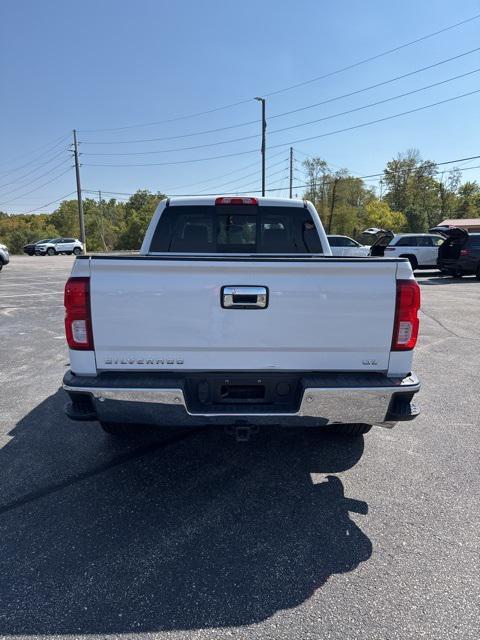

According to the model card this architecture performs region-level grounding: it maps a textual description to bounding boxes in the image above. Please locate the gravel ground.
[0,255,478,640]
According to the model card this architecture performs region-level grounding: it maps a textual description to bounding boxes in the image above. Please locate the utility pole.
[98,190,107,251]
[73,129,86,254]
[289,147,293,198]
[255,97,266,196]
[327,177,339,234]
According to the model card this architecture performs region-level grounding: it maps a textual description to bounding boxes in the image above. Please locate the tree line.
[1,149,479,253]
[0,190,166,254]
[302,149,480,237]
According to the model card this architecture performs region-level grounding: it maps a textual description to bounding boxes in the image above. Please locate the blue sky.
[1,0,480,213]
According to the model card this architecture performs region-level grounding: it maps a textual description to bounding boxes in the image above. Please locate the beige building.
[439,218,480,232]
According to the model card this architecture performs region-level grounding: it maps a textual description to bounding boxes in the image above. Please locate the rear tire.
[0,263,3,272]
[400,255,418,271]
[328,423,372,437]
[73,247,82,255]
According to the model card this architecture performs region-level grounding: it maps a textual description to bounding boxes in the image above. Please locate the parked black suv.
[23,238,53,256]
[432,227,480,278]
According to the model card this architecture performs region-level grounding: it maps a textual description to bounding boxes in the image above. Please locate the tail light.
[64,277,93,350]
[215,197,258,205]
[391,279,421,351]
[460,249,469,256]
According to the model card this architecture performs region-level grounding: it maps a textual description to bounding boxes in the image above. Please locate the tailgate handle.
[222,286,268,309]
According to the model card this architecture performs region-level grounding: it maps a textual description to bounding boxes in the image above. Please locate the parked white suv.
[327,235,370,257]
[369,233,444,270]
[35,237,83,256]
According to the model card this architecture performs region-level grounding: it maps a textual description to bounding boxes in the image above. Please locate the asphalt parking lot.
[0,255,479,640]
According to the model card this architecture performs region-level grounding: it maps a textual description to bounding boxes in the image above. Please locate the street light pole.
[289,147,293,199]
[255,97,266,196]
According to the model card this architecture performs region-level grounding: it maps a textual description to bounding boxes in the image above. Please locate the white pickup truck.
[62,196,420,439]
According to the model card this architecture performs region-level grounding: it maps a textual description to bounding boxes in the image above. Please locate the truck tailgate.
[89,258,398,372]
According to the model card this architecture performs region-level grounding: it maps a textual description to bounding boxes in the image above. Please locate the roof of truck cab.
[167,196,306,208]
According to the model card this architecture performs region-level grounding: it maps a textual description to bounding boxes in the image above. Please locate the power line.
[78,12,480,133]
[170,164,480,197]
[161,148,287,191]
[267,88,480,151]
[197,157,288,193]
[265,14,480,97]
[84,89,480,168]
[83,154,480,199]
[211,164,289,195]
[83,188,137,197]
[80,45,480,147]
[295,155,480,186]
[267,68,480,137]
[81,118,258,145]
[0,134,70,176]
[441,163,480,173]
[83,134,261,155]
[85,148,259,167]
[268,46,480,121]
[82,151,289,197]
[34,158,480,212]
[79,98,255,133]
[77,151,480,210]
[0,158,71,198]
[7,191,77,215]
[0,148,69,189]
[82,68,480,158]
[0,167,73,205]
[175,154,480,194]
[213,168,291,197]
[230,170,291,195]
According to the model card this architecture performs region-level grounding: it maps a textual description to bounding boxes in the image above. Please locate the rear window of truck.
[150,205,323,253]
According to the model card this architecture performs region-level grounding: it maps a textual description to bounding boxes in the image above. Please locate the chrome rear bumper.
[63,371,420,429]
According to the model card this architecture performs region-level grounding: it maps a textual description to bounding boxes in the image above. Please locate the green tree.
[49,200,79,236]
[456,181,480,218]
[0,213,58,253]
[362,199,406,232]
[437,169,461,221]
[383,149,439,230]
[302,157,330,222]
[116,190,165,250]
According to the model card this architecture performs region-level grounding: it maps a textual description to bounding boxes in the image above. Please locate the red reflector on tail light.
[460,249,469,256]
[391,279,420,351]
[64,277,93,350]
[215,197,258,205]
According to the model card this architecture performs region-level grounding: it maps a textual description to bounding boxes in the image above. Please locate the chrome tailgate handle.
[222,286,268,309]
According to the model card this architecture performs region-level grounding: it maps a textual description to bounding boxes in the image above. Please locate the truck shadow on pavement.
[0,390,372,635]
[418,271,477,285]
